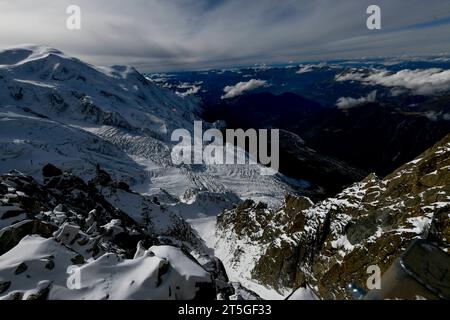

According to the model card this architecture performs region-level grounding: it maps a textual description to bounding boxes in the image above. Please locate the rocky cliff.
[216,134,450,299]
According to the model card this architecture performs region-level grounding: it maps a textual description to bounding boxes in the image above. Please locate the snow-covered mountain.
[3,45,447,301]
[0,45,306,300]
[0,45,305,300]
[0,45,297,216]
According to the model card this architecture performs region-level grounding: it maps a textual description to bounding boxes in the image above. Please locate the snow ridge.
[0,45,297,216]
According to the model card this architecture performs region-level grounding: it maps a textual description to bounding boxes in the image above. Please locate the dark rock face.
[192,282,217,301]
[0,183,8,195]
[200,255,229,283]
[0,220,57,255]
[364,240,450,300]
[217,200,270,241]
[230,282,263,300]
[156,259,170,287]
[117,181,131,192]
[0,281,11,294]
[429,207,450,249]
[216,195,313,291]
[26,283,51,300]
[94,165,113,186]
[42,164,63,178]
[253,239,303,290]
[346,216,378,245]
[217,134,450,299]
[300,103,450,177]
[14,262,28,275]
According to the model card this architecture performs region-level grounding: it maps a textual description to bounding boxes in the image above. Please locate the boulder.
[0,220,57,255]
[14,262,28,275]
[42,164,63,178]
[0,281,11,294]
[117,181,131,192]
[0,183,8,195]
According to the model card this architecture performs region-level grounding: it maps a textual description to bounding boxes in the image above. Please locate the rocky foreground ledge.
[1,131,449,300]
[215,134,450,299]
[0,164,261,300]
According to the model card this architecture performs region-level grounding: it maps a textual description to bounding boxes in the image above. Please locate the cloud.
[176,85,201,97]
[336,90,377,109]
[336,68,450,95]
[1,1,450,71]
[221,79,268,99]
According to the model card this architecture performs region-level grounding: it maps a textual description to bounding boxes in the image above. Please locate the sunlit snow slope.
[0,45,297,216]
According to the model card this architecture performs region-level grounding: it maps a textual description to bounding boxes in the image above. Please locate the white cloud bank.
[221,79,268,99]
[336,90,377,109]
[176,85,201,97]
[336,68,450,96]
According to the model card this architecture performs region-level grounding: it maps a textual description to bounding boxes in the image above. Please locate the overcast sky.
[1,0,450,71]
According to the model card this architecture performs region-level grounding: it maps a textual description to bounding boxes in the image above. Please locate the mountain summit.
[0,45,298,211]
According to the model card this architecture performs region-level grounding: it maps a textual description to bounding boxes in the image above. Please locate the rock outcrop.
[216,134,450,299]
[0,164,240,300]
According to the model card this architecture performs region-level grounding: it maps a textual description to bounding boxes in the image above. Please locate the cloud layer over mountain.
[1,0,450,71]
[221,79,268,99]
[336,68,450,95]
[336,90,377,109]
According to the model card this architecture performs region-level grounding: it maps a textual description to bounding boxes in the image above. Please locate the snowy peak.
[0,45,201,134]
[0,45,200,181]
[0,45,297,210]
[0,45,65,66]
